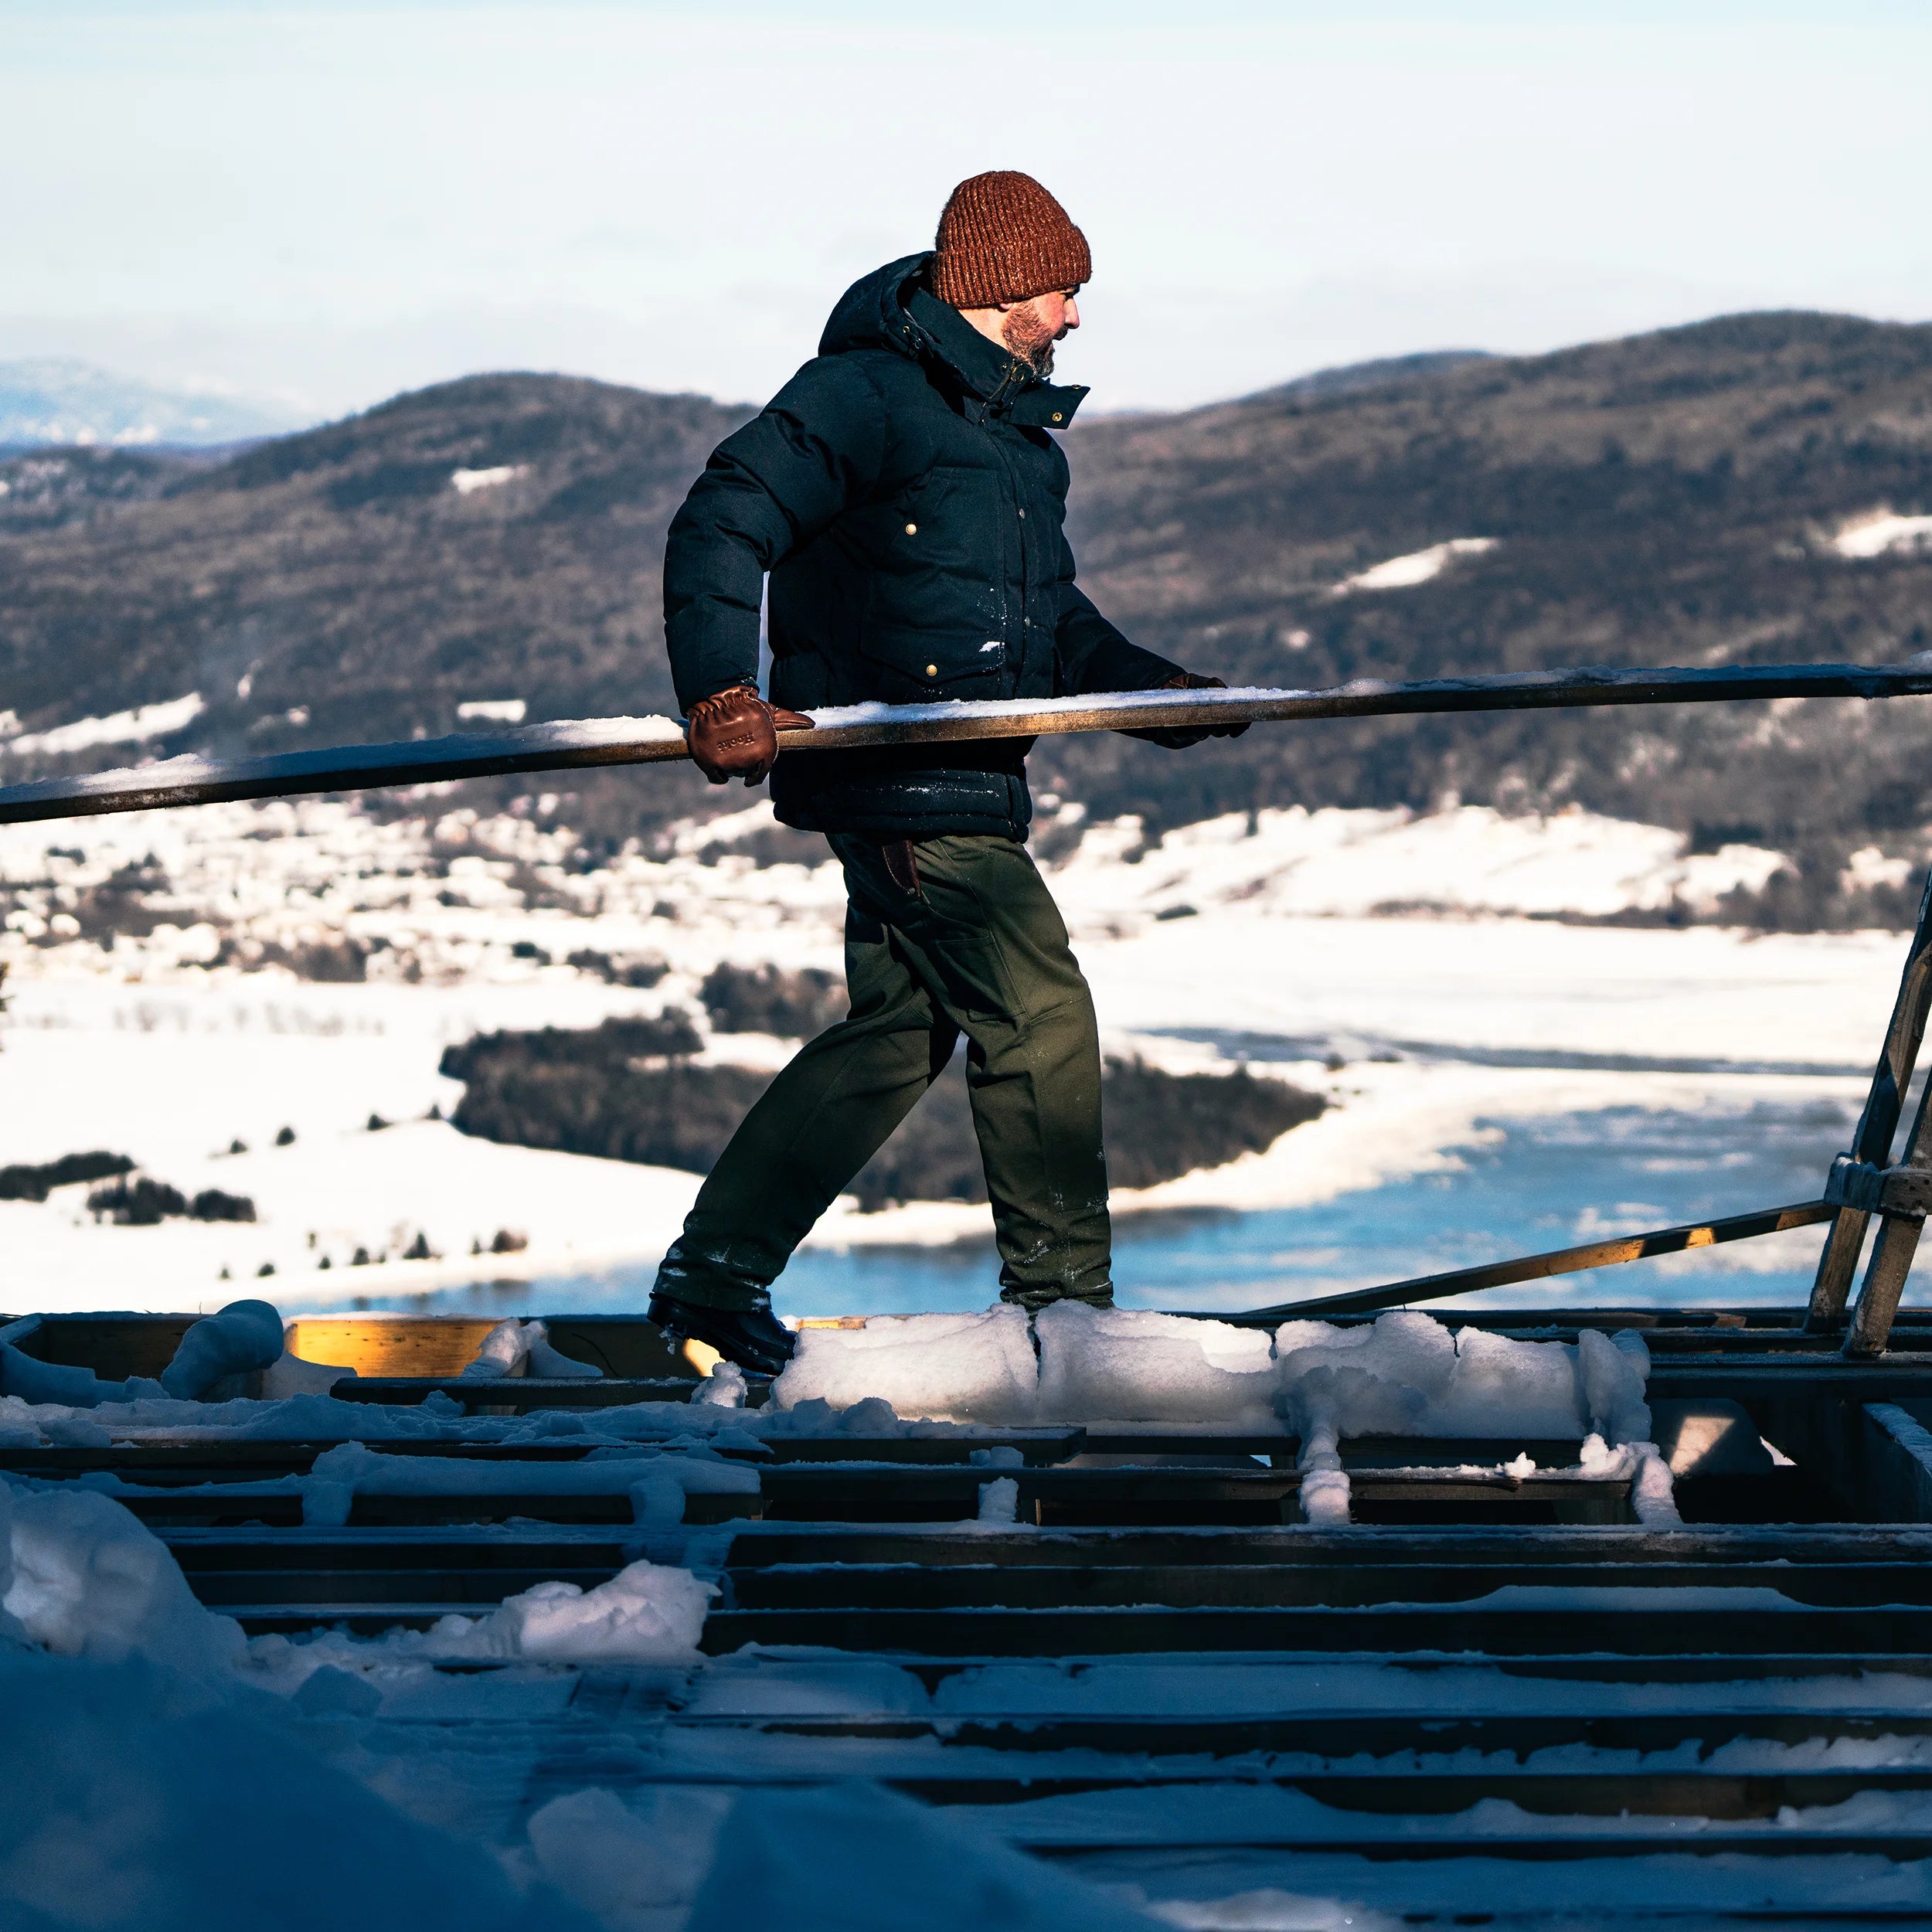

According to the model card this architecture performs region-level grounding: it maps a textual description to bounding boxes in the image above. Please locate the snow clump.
[1,1478,246,1677]
[771,1304,1657,1447]
[773,1307,1037,1423]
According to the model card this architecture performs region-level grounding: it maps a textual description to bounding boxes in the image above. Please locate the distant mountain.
[0,359,309,449]
[1243,349,1497,406]
[0,373,749,758]
[4,313,1932,927]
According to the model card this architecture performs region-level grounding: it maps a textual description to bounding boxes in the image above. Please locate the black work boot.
[648,1292,795,1377]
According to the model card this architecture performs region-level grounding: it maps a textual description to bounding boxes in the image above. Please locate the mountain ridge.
[3,308,1931,925]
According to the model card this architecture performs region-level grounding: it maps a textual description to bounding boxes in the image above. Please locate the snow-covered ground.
[0,792,1911,1315]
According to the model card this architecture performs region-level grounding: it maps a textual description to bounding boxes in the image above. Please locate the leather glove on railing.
[685,685,815,786]
[1123,672,1252,748]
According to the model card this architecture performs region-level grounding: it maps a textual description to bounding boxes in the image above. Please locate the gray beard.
[1000,315,1057,377]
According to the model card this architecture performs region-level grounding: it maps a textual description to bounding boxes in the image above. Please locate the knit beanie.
[931,172,1092,308]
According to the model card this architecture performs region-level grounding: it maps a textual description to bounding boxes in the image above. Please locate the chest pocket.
[854,463,1012,696]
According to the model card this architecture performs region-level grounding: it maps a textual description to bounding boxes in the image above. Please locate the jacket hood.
[818,253,931,360]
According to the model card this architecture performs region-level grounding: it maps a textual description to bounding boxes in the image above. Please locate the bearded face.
[999,303,1060,376]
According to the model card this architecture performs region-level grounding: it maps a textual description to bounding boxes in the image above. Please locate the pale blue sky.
[3,2,1928,417]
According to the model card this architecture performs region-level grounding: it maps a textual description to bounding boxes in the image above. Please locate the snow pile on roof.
[0,1387,469,1448]
[1,1343,164,1412]
[2,1298,311,1418]
[1036,1303,1277,1429]
[682,1781,1160,1931]
[1831,509,1932,560]
[774,1308,1039,1423]
[0,1646,591,1932]
[2,1478,245,1677]
[772,1306,1653,1443]
[90,1440,759,1529]
[461,1316,601,1379]
[159,1299,287,1398]
[4,1461,718,1676]
[1332,536,1497,594]
[0,1475,1133,1929]
[407,1559,716,1665]
[1274,1311,1650,1444]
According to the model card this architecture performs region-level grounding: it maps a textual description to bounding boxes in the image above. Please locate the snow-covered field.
[0,791,1909,1316]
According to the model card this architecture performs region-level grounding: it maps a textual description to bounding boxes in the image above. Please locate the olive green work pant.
[653,832,1114,1313]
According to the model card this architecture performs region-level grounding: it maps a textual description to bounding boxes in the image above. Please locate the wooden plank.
[280,1317,509,1378]
[284,1315,707,1379]
[696,1603,1932,1658]
[5,661,1932,827]
[719,1521,1932,1567]
[1651,1357,1932,1396]
[156,1519,1932,1569]
[1863,1403,1932,1521]
[531,1315,700,1380]
[165,1529,646,1570]
[722,1558,1932,1613]
[569,1765,1932,1818]
[664,1709,1932,1759]
[1235,1202,1832,1321]
[750,1464,1629,1526]
[9,1311,199,1380]
[1847,1075,1932,1356]
[186,1566,625,1607]
[0,1441,620,1480]
[1809,867,1932,1330]
[1026,1826,1932,1859]
[108,1485,758,1527]
[0,1430,1085,1478]
[334,1375,704,1409]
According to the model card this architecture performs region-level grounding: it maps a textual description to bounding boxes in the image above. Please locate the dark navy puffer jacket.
[662,254,1180,841]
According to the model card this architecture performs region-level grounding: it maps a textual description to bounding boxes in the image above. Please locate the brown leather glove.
[685,685,815,786]
[1124,672,1251,748]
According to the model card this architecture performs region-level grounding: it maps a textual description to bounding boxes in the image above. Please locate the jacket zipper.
[978,407,1026,689]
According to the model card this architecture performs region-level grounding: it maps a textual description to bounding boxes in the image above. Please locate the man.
[648,171,1243,1374]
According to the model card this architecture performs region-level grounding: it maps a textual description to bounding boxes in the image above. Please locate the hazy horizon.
[5,2,1930,421]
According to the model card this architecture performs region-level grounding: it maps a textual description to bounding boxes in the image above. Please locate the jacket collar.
[903,277,1089,427]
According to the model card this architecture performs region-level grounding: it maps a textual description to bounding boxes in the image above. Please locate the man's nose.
[1063,299,1080,332]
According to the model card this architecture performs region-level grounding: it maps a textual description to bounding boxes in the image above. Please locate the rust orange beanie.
[930,171,1092,308]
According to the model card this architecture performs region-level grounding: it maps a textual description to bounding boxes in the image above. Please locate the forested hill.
[1046,311,1932,896]
[0,375,750,753]
[5,311,1932,920]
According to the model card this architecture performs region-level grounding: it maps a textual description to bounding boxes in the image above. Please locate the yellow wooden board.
[283,1316,502,1377]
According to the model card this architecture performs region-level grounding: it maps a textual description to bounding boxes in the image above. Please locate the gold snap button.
[904,522,917,535]
[925,664,938,677]
[1051,411,1063,422]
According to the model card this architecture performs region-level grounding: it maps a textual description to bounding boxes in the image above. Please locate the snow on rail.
[6,662,1932,825]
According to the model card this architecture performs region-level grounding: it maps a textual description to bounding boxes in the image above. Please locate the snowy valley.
[0,788,1903,1317]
